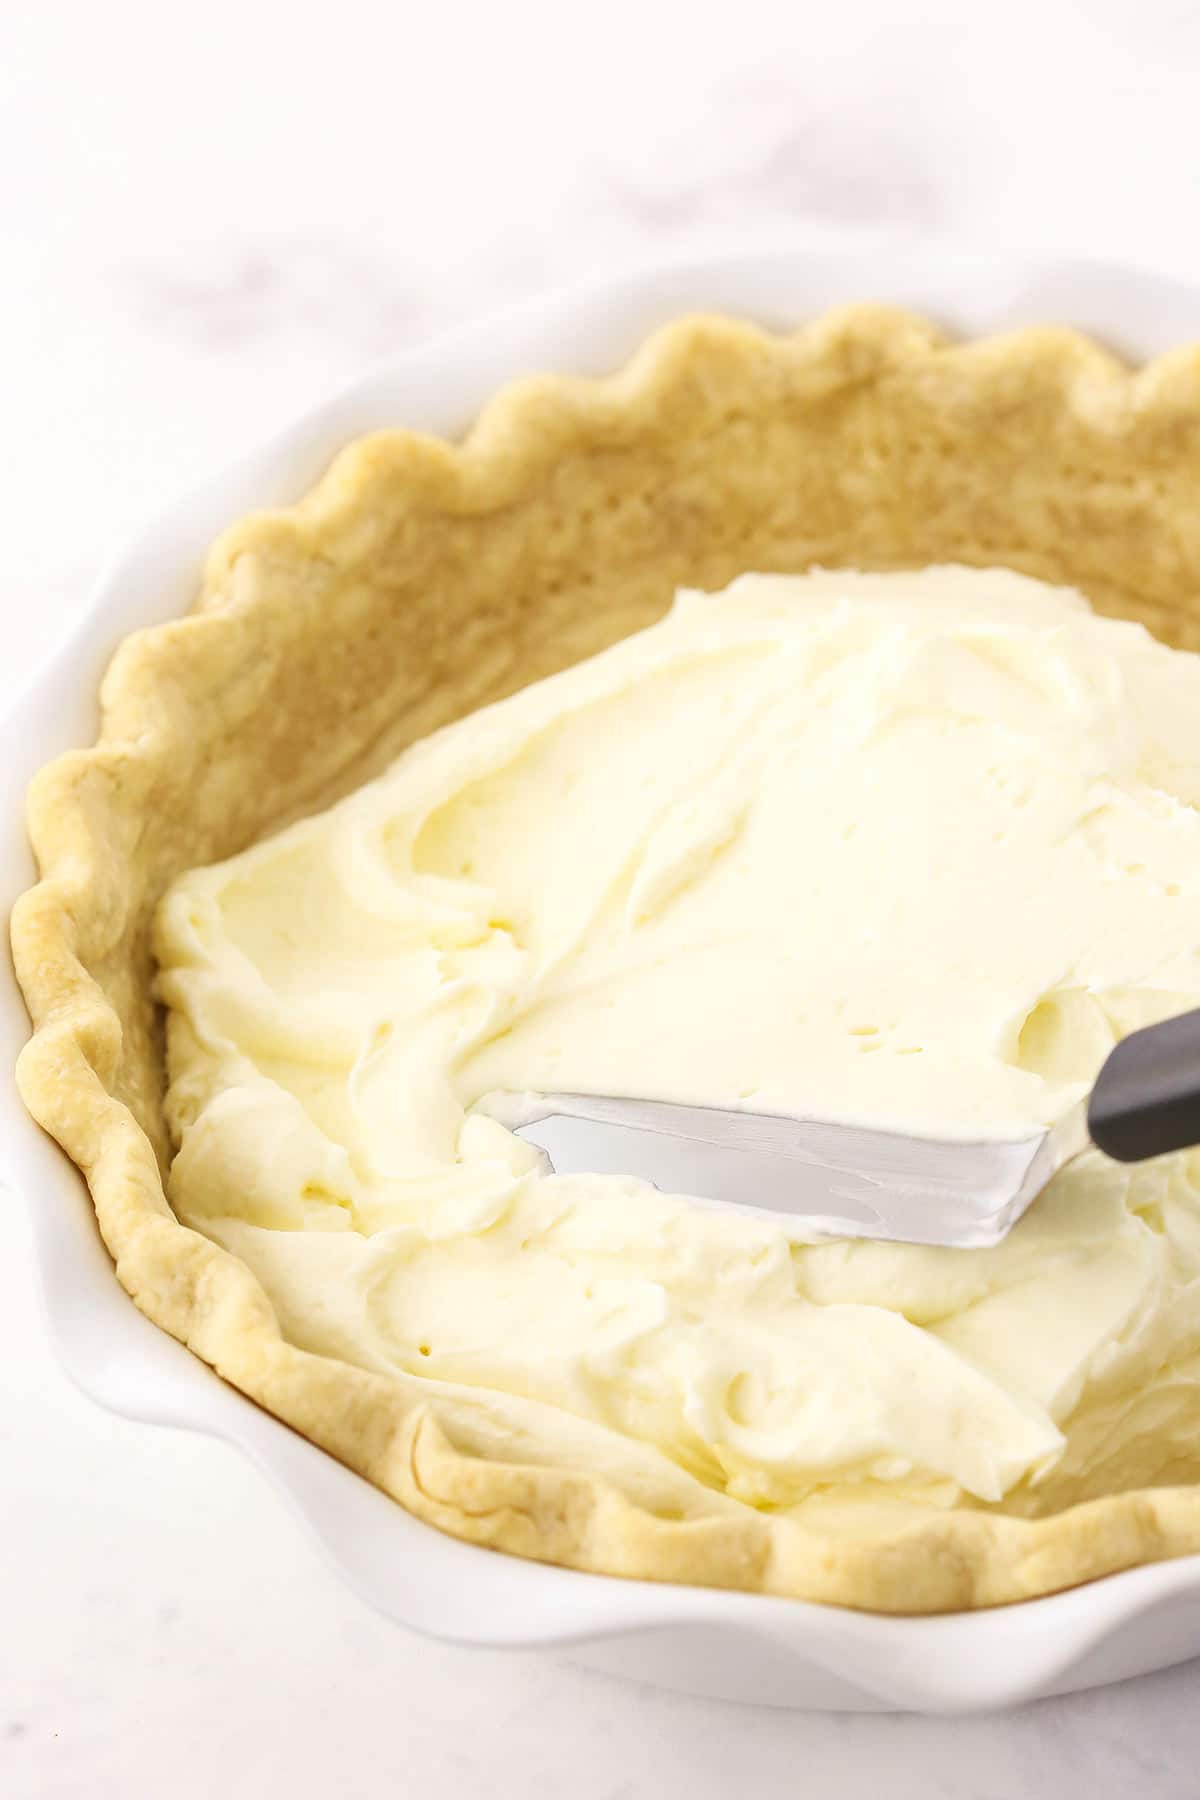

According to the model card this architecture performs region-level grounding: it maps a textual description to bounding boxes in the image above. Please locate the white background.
[4,2,1200,1793]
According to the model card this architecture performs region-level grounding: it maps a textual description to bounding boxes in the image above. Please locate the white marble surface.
[5,1,1200,1792]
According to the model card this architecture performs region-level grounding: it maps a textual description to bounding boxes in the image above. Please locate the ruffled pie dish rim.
[12,296,1200,1617]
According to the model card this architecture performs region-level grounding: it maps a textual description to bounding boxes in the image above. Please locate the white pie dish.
[7,240,1200,1713]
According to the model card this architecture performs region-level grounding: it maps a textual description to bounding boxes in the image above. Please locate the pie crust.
[14,306,1200,1612]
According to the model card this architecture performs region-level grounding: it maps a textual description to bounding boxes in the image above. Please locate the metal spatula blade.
[485,1008,1200,1249]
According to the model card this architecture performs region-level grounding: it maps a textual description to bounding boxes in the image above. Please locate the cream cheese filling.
[155,568,1200,1520]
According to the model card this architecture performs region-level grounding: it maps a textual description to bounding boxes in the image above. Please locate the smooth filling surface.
[155,568,1200,1523]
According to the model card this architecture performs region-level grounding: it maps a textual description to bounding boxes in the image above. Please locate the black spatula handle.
[1088,1006,1200,1162]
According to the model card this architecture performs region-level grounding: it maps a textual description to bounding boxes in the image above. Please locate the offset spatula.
[491,1007,1200,1249]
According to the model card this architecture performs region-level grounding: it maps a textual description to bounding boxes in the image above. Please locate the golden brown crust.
[13,305,1200,1612]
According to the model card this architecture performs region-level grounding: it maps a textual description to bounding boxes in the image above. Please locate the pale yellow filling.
[155,568,1200,1521]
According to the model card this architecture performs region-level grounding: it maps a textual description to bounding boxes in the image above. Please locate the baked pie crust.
[14,306,1200,1613]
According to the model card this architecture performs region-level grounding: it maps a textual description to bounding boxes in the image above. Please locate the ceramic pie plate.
[7,242,1200,1712]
